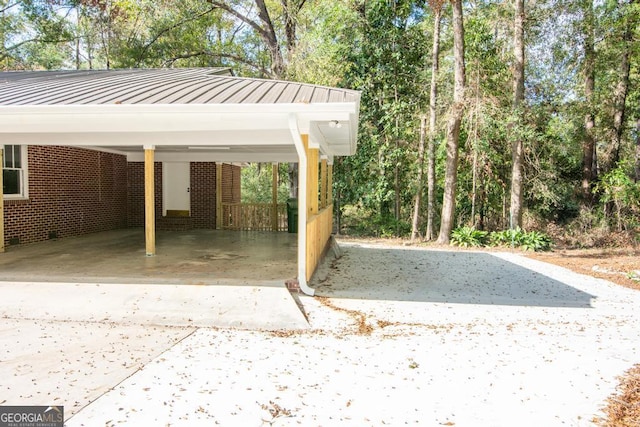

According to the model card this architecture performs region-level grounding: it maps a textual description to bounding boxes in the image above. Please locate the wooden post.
[305,136,319,216]
[216,162,223,229]
[327,164,333,206]
[272,162,278,231]
[0,147,4,253]
[144,146,156,256]
[320,159,327,209]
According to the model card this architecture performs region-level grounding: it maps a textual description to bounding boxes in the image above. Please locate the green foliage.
[595,163,640,231]
[451,227,552,251]
[450,226,488,247]
[241,163,290,204]
[339,204,410,238]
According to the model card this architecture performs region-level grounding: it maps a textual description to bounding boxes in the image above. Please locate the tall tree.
[437,0,465,244]
[411,115,427,240]
[608,0,633,170]
[425,4,442,241]
[581,0,596,204]
[509,0,525,229]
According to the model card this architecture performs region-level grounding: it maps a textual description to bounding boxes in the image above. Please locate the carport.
[0,68,361,295]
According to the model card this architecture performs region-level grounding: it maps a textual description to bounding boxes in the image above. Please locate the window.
[2,145,28,198]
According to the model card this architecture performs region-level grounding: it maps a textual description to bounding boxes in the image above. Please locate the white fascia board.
[0,130,294,147]
[0,102,357,131]
[127,152,299,163]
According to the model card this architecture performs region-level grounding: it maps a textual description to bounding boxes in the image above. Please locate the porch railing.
[222,202,288,231]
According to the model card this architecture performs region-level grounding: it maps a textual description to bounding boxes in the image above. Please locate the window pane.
[3,169,19,194]
[4,145,13,168]
[13,145,21,169]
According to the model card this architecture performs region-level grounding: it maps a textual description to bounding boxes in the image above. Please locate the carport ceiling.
[0,68,361,163]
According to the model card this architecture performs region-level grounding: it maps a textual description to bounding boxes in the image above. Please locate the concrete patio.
[0,228,298,285]
[2,238,639,425]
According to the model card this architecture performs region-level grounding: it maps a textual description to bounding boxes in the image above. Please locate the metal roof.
[0,68,361,162]
[0,68,359,106]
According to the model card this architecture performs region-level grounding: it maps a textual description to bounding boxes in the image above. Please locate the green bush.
[451,227,552,251]
[520,230,552,251]
[489,228,525,246]
[450,226,489,247]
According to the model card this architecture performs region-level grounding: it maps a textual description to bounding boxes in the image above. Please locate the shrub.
[520,230,552,251]
[451,227,553,251]
[450,226,489,247]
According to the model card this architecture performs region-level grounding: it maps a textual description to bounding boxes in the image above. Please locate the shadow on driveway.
[314,244,595,308]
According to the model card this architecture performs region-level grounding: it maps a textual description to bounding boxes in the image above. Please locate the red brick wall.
[126,162,162,228]
[3,146,127,246]
[190,162,217,229]
[3,153,241,245]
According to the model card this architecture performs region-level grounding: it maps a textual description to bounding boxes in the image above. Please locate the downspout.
[289,114,315,296]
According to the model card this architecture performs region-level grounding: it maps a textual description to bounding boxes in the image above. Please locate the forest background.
[1,0,639,248]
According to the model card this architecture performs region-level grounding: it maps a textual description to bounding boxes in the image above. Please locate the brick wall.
[126,161,162,228]
[3,153,241,245]
[190,162,217,229]
[3,146,128,246]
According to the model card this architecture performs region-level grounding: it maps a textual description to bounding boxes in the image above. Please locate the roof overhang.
[0,69,361,164]
[0,102,359,163]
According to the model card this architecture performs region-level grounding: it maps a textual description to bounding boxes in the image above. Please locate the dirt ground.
[527,247,640,291]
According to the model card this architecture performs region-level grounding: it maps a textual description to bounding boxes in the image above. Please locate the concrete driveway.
[2,239,639,426]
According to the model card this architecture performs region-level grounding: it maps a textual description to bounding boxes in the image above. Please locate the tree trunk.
[411,116,427,241]
[437,0,465,244]
[509,0,525,229]
[255,0,285,77]
[581,0,596,204]
[635,117,640,182]
[426,6,442,241]
[610,0,632,170]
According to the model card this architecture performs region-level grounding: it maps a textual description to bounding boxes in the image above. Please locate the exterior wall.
[3,146,128,246]
[127,161,241,230]
[190,162,217,229]
[3,152,242,246]
[127,162,162,228]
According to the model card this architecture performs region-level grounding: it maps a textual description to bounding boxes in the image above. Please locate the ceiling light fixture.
[328,120,342,129]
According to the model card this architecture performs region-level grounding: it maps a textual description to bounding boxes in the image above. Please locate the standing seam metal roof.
[0,68,359,106]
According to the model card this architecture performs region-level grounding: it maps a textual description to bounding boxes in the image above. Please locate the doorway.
[163,162,190,217]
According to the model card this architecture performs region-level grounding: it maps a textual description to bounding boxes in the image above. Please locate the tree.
[509,0,525,229]
[580,0,596,204]
[437,0,465,244]
[412,0,443,241]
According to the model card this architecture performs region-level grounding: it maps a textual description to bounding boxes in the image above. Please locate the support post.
[272,162,279,231]
[320,158,327,209]
[0,147,4,253]
[307,141,319,216]
[144,145,156,256]
[216,163,223,229]
[327,163,333,206]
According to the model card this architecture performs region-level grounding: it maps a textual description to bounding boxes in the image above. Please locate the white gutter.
[289,114,315,296]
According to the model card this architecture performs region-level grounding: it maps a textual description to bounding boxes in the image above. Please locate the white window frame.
[2,145,29,200]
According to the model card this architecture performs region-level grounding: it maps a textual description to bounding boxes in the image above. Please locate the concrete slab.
[0,228,298,284]
[0,318,193,416]
[0,281,308,330]
[64,241,640,426]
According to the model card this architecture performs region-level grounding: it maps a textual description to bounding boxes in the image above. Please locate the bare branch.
[161,50,269,76]
[135,6,218,67]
